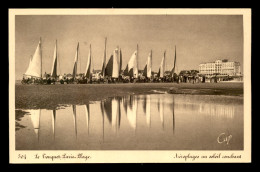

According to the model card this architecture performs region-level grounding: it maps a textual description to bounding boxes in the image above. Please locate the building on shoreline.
[199,59,241,77]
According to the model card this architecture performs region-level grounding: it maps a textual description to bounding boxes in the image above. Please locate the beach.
[15,82,243,110]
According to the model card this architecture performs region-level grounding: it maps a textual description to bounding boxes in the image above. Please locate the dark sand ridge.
[15,82,243,110]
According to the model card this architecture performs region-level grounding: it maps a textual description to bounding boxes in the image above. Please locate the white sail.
[84,45,92,77]
[146,51,152,78]
[146,95,151,127]
[127,51,138,78]
[72,43,79,78]
[159,52,166,78]
[127,97,137,130]
[101,38,107,77]
[24,39,42,78]
[29,109,41,137]
[112,48,119,78]
[51,40,57,77]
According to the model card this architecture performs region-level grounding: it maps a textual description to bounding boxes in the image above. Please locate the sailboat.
[24,38,42,79]
[84,44,92,79]
[119,48,122,75]
[101,38,107,78]
[143,50,152,79]
[105,47,120,78]
[72,43,79,80]
[50,40,58,79]
[123,45,138,78]
[170,46,177,80]
[158,51,166,78]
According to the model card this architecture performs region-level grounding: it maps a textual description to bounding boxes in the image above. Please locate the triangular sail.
[144,50,152,78]
[24,38,42,78]
[119,49,122,74]
[101,38,107,77]
[72,43,79,78]
[105,48,119,78]
[105,54,113,77]
[143,65,147,78]
[51,40,58,78]
[126,51,138,78]
[171,46,177,77]
[112,48,119,78]
[158,51,166,78]
[85,44,92,78]
[123,64,129,76]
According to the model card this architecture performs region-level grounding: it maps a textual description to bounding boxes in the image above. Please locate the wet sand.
[15,82,243,109]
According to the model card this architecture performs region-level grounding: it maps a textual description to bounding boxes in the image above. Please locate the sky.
[15,15,243,80]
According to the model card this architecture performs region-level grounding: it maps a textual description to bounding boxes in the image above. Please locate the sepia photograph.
[9,9,251,163]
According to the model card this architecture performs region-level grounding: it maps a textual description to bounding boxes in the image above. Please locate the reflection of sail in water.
[100,102,105,141]
[103,98,120,132]
[72,105,77,138]
[85,104,90,134]
[111,98,120,131]
[51,110,56,139]
[159,95,164,129]
[142,95,147,114]
[126,96,137,130]
[198,103,235,119]
[146,95,151,127]
[122,96,127,115]
[172,96,175,134]
[29,109,41,139]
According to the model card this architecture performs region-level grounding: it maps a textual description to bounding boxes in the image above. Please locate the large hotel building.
[199,59,241,77]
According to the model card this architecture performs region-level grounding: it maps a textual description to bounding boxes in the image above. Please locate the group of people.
[22,72,217,85]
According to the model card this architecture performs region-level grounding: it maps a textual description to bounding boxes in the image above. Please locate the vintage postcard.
[9,8,251,163]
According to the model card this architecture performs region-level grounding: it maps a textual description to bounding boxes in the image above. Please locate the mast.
[119,48,122,74]
[164,50,166,75]
[51,39,58,78]
[137,44,138,72]
[151,49,152,74]
[56,39,58,77]
[172,45,177,78]
[72,43,79,79]
[174,46,176,74]
[40,37,42,78]
[102,37,107,77]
